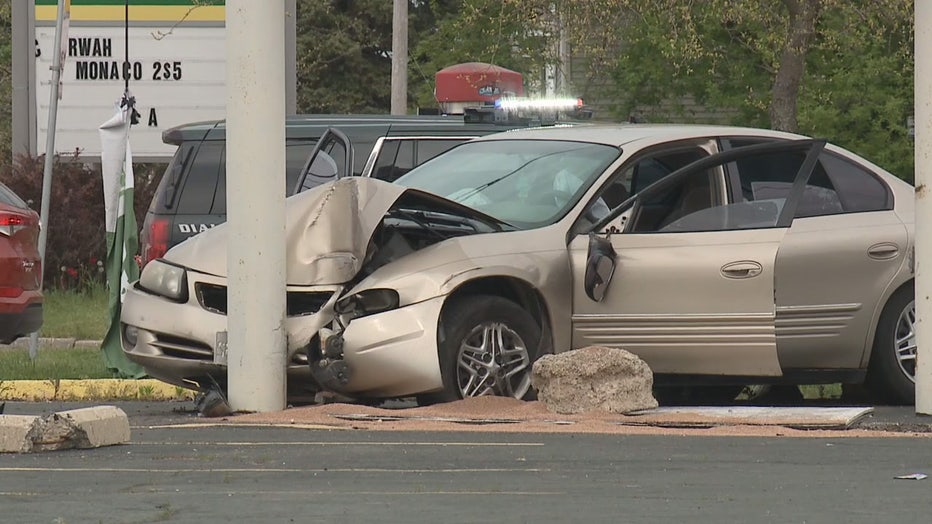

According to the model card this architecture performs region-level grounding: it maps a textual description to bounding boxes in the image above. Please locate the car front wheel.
[419,295,542,405]
[867,285,916,405]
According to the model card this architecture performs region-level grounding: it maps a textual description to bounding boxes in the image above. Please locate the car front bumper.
[120,271,342,396]
[322,295,445,398]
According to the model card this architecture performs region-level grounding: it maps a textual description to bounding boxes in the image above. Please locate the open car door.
[569,139,825,377]
[291,128,354,195]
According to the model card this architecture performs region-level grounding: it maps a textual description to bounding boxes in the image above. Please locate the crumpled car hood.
[164,177,407,285]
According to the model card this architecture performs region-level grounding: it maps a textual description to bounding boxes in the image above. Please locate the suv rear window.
[162,140,319,216]
[175,142,223,215]
[212,140,316,214]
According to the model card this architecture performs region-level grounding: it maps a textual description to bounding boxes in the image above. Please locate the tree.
[294,0,461,114]
[456,0,914,179]
[0,2,13,171]
[409,0,556,109]
[600,0,914,179]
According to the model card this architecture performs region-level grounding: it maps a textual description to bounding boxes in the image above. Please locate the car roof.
[475,123,806,148]
[161,114,566,145]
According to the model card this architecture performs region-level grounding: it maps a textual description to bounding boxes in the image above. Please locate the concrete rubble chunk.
[531,345,659,415]
[0,406,130,453]
[0,415,39,453]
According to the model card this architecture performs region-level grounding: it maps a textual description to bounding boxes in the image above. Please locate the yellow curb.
[0,379,196,402]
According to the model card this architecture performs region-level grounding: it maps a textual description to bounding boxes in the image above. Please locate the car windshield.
[394,139,620,229]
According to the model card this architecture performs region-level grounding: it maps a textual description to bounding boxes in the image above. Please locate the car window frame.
[720,137,892,218]
[292,127,354,195]
[582,139,827,236]
[568,138,720,238]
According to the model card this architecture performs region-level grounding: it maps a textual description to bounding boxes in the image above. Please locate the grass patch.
[41,286,110,340]
[0,347,114,380]
[800,383,843,400]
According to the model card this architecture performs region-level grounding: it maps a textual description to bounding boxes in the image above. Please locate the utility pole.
[29,0,68,360]
[916,0,932,415]
[391,0,408,115]
[12,0,38,159]
[225,0,287,412]
[285,0,297,115]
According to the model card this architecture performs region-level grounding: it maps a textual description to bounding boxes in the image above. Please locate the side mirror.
[584,233,616,302]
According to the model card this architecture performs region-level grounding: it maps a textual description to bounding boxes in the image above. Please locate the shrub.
[0,152,161,290]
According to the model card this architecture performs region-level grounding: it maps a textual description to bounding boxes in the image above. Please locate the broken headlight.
[334,288,399,319]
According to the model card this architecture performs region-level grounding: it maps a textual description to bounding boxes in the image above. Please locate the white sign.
[36,25,226,160]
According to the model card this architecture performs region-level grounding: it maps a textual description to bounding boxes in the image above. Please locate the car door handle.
[721,261,763,279]
[868,242,900,260]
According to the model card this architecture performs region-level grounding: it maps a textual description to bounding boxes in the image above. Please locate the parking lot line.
[0,467,551,474]
[130,440,545,447]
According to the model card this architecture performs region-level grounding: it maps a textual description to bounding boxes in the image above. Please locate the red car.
[0,182,42,344]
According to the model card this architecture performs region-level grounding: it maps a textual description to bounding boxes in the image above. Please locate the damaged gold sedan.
[121,125,917,405]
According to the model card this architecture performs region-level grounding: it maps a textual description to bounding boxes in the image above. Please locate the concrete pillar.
[916,0,932,414]
[225,0,287,412]
[391,0,408,115]
[11,0,38,159]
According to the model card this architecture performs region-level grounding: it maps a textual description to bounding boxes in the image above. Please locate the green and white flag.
[99,97,146,378]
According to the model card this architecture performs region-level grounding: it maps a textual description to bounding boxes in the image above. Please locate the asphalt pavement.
[1,400,931,523]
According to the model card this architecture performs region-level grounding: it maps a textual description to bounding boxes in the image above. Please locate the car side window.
[579,146,711,232]
[175,142,223,215]
[731,149,843,218]
[372,139,465,183]
[416,139,461,164]
[636,149,813,233]
[372,140,401,181]
[725,139,889,218]
[631,168,720,232]
[820,152,892,212]
[599,149,711,208]
[371,140,413,182]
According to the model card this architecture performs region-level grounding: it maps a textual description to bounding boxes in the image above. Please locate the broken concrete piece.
[0,405,130,453]
[54,406,131,449]
[0,415,38,453]
[531,346,659,415]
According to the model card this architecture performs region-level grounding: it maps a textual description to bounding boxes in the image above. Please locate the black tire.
[417,295,542,405]
[866,285,916,405]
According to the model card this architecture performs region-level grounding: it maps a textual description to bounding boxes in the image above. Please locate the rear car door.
[569,140,825,377]
[731,144,907,372]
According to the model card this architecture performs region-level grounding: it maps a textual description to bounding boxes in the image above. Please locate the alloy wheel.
[455,321,531,398]
[895,299,917,383]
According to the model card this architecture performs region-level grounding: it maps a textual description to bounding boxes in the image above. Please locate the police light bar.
[463,96,593,125]
[495,97,584,112]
